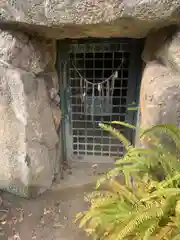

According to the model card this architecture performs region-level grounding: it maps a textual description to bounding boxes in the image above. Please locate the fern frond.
[108,179,140,204]
[110,121,136,129]
[171,232,180,240]
[159,172,180,189]
[155,225,173,240]
[175,200,180,215]
[76,123,180,240]
[99,122,131,149]
[143,222,159,240]
[96,166,121,189]
[96,147,159,188]
[116,206,164,240]
[141,124,180,150]
[141,188,180,203]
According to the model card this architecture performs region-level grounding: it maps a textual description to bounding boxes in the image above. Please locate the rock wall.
[0,29,61,197]
[0,0,179,197]
[0,0,179,39]
[139,27,180,134]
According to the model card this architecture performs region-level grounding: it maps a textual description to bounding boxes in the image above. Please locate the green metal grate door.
[58,39,143,163]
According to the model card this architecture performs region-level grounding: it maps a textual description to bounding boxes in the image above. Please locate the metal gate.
[57,39,143,163]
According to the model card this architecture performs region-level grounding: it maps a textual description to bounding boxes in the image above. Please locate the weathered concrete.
[0,0,179,39]
[0,29,61,198]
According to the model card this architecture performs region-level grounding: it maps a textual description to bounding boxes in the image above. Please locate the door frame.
[56,38,144,163]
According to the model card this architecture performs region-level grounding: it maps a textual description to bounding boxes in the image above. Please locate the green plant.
[96,123,180,187]
[75,123,180,239]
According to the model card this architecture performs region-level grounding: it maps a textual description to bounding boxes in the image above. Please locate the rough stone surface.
[142,26,178,63]
[0,0,180,39]
[142,26,180,72]
[155,31,180,74]
[0,29,60,198]
[140,61,180,129]
[139,28,180,133]
[43,72,61,131]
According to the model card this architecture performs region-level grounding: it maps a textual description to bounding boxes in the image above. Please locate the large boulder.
[140,61,180,129]
[140,28,180,130]
[137,27,180,149]
[0,0,179,39]
[138,60,180,150]
[0,29,60,197]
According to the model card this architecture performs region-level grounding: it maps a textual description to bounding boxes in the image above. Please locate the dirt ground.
[0,186,90,240]
[0,162,113,240]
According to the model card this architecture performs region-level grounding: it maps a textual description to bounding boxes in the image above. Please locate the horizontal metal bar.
[73,151,123,154]
[72,140,123,142]
[72,138,124,141]
[71,113,127,116]
[70,50,130,54]
[71,119,126,123]
[72,141,123,143]
[70,49,130,53]
[72,151,124,154]
[70,87,128,90]
[72,126,125,129]
[70,96,128,99]
[71,118,127,121]
[72,132,125,135]
[71,116,126,119]
[72,134,125,137]
[71,103,127,106]
[70,79,128,82]
[67,37,132,43]
[71,106,127,109]
[73,141,123,144]
[70,94,128,97]
[70,67,128,70]
[73,143,122,146]
[69,58,125,61]
[70,77,128,80]
[70,42,130,47]
[70,100,127,103]
[71,107,127,110]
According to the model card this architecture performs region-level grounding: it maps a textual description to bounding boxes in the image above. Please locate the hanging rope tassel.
[71,59,123,117]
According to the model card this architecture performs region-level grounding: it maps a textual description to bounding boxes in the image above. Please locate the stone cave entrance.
[57,38,143,164]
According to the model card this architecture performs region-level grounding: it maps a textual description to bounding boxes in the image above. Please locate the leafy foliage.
[97,123,180,187]
[75,123,180,239]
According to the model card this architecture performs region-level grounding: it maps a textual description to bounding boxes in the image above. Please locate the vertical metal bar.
[101,51,104,156]
[74,45,79,156]
[126,39,144,145]
[133,40,144,146]
[92,45,95,156]
[110,50,114,157]
[84,49,88,155]
[56,40,70,179]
